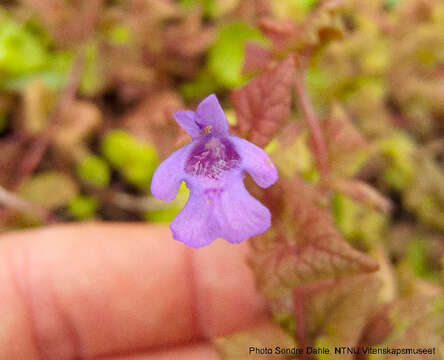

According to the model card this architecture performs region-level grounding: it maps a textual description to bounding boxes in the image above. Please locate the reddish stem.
[0,186,57,223]
[293,288,313,360]
[294,71,329,181]
[16,52,85,185]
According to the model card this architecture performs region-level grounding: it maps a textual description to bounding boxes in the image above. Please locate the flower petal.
[231,136,278,188]
[217,181,271,243]
[195,94,229,136]
[173,110,200,139]
[170,190,219,248]
[170,180,271,247]
[151,144,192,202]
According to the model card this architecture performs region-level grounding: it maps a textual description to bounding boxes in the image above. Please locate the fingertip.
[190,238,267,338]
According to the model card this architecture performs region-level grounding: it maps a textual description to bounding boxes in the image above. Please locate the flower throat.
[185,136,240,179]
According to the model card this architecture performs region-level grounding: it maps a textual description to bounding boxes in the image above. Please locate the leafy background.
[0,0,443,358]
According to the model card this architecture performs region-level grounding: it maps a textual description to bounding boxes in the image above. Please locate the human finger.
[0,223,265,360]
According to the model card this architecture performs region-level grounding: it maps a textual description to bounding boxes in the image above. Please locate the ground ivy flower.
[151,94,278,248]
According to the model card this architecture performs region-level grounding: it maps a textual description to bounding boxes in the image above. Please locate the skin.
[0,223,267,360]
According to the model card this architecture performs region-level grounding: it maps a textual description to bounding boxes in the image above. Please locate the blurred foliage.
[18,171,78,210]
[76,154,110,189]
[0,12,72,90]
[208,22,265,88]
[0,0,444,356]
[101,130,158,190]
[67,195,98,220]
[143,182,189,223]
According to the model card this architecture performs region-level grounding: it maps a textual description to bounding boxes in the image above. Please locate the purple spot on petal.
[204,188,224,200]
[185,137,240,179]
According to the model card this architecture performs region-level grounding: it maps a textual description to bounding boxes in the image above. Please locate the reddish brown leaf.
[267,274,380,359]
[23,0,103,46]
[359,295,444,360]
[291,0,345,52]
[242,43,272,75]
[325,104,366,149]
[0,139,26,188]
[231,55,294,147]
[164,8,215,58]
[122,91,183,158]
[357,304,393,358]
[304,274,380,359]
[52,100,102,150]
[258,17,296,50]
[250,178,379,299]
[259,0,345,56]
[320,103,369,177]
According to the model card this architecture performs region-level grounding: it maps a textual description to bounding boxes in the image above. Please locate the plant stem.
[0,186,55,223]
[16,52,85,185]
[293,288,314,360]
[294,71,329,180]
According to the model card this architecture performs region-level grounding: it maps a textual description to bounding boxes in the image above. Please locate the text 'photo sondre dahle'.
[249,346,437,356]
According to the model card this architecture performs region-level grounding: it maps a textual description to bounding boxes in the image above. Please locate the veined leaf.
[322,103,369,177]
[250,178,379,299]
[231,56,294,147]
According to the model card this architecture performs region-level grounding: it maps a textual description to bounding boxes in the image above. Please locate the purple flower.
[151,94,278,248]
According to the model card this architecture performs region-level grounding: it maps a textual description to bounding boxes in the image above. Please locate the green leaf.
[332,192,388,246]
[271,0,320,21]
[18,171,78,210]
[407,239,427,278]
[77,155,110,188]
[80,41,104,96]
[179,0,217,17]
[107,24,131,45]
[208,22,266,88]
[67,195,98,220]
[332,193,359,240]
[0,15,73,91]
[144,207,179,223]
[267,133,316,180]
[378,133,415,190]
[0,55,72,91]
[180,71,219,100]
[122,143,158,190]
[386,0,400,9]
[144,183,189,222]
[101,130,159,190]
[121,161,152,190]
[101,130,135,168]
[307,65,331,107]
[0,16,47,75]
